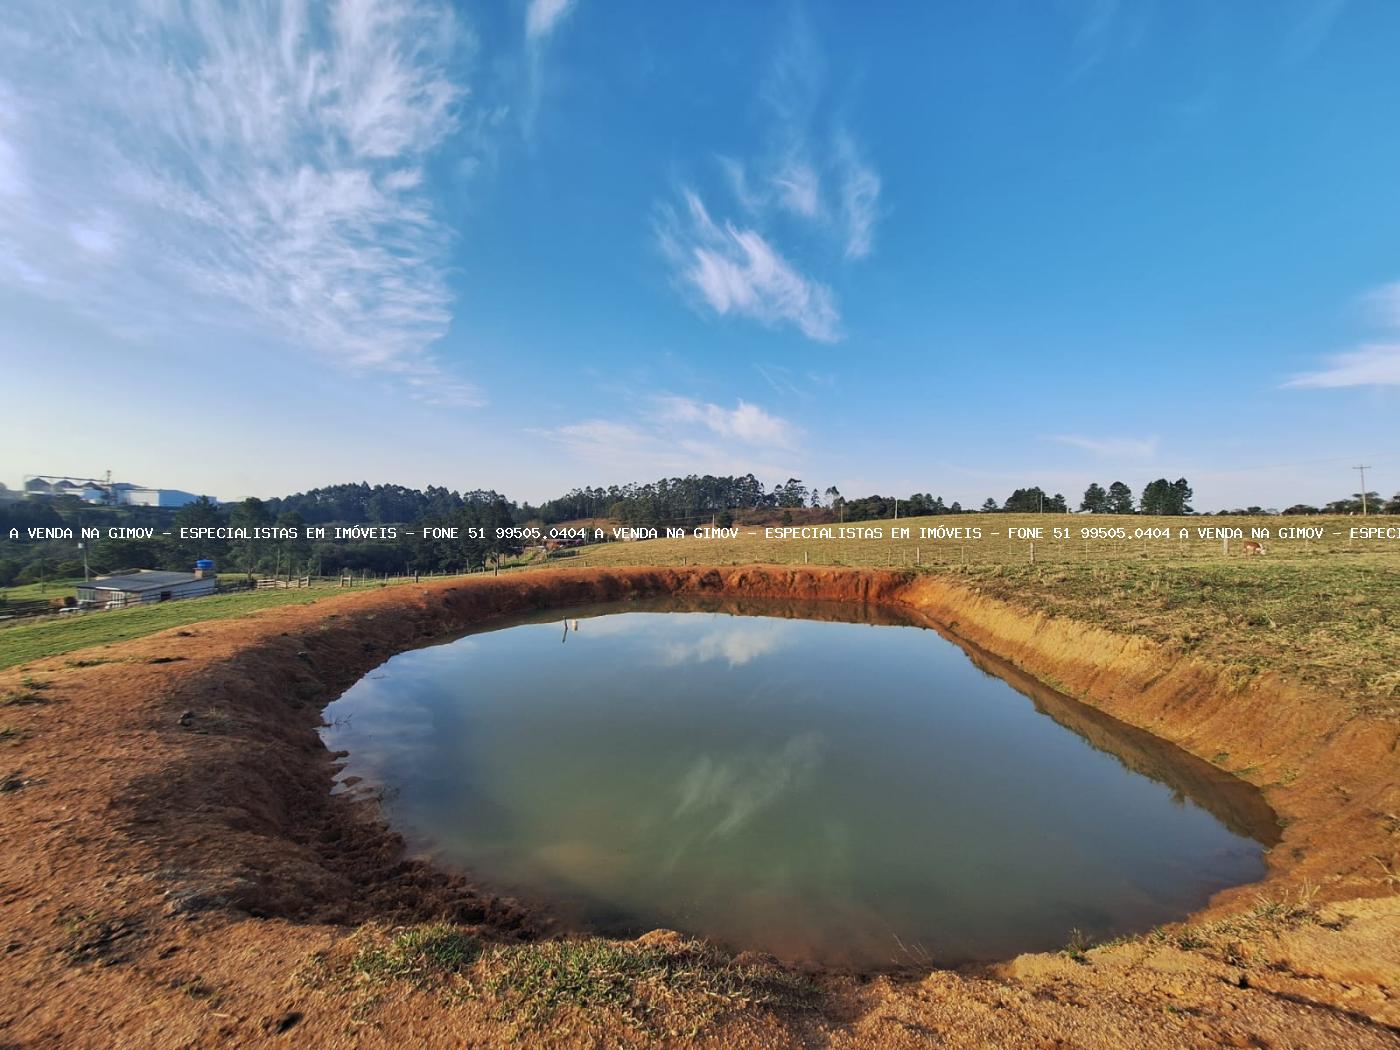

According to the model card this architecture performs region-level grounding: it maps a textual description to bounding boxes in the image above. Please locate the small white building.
[76,566,217,608]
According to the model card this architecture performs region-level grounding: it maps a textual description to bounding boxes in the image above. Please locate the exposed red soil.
[1,565,1397,1048]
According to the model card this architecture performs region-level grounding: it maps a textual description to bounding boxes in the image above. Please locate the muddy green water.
[322,599,1276,969]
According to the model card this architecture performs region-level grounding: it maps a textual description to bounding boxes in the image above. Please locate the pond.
[321,598,1276,969]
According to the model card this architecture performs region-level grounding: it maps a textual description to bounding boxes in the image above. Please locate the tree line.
[2,473,1399,588]
[1072,478,1193,515]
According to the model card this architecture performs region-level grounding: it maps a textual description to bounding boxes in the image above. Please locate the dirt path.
[1,566,1396,1048]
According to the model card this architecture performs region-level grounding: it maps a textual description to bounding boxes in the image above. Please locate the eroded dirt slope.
[1,566,1397,1048]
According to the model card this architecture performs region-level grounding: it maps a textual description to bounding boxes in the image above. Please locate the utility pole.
[1354,465,1372,515]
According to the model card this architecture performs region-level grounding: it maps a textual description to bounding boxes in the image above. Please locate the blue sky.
[1,0,1397,509]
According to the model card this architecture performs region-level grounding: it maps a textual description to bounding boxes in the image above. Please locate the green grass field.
[0,588,336,671]
[0,571,491,671]
[0,577,86,603]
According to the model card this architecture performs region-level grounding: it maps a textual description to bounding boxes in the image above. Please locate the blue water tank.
[195,559,215,570]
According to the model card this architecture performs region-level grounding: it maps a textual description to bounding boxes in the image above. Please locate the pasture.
[2,514,1395,707]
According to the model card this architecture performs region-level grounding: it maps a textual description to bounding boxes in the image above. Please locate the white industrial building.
[21,475,210,508]
[119,488,205,508]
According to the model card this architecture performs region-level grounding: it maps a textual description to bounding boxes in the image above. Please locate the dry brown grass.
[563,513,1399,710]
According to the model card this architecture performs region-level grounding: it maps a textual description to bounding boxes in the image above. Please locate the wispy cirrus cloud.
[0,0,482,404]
[525,0,576,41]
[754,363,836,399]
[521,0,579,136]
[1283,344,1400,388]
[657,191,840,342]
[1065,0,1154,81]
[657,11,879,342]
[1069,0,1121,79]
[539,419,657,467]
[833,131,881,260]
[742,12,883,260]
[1361,280,1400,328]
[1045,434,1159,458]
[671,733,825,840]
[1285,281,1400,388]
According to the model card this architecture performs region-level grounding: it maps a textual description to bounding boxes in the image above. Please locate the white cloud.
[0,0,480,404]
[521,0,578,135]
[1362,281,1400,328]
[534,392,802,481]
[834,132,881,259]
[657,13,879,340]
[718,157,761,213]
[660,623,791,668]
[525,0,576,40]
[656,396,799,448]
[671,733,825,840]
[753,363,834,399]
[1283,343,1400,388]
[1070,0,1120,79]
[752,17,882,256]
[773,162,821,218]
[531,419,716,478]
[1285,281,1400,389]
[69,217,123,259]
[1046,434,1159,458]
[0,136,22,200]
[659,190,840,342]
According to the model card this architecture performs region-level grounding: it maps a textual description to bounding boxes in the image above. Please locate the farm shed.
[75,568,216,608]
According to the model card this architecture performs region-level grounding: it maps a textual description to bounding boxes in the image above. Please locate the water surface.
[323,599,1274,968]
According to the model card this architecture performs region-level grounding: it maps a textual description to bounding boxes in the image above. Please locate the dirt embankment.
[1,565,1398,1048]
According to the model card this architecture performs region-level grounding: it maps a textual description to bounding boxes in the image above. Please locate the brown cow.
[1243,539,1266,556]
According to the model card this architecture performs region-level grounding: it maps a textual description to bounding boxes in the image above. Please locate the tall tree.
[1003,487,1048,513]
[1080,483,1108,513]
[1141,478,1194,516]
[775,478,809,508]
[1169,477,1194,515]
[172,496,228,564]
[228,497,271,571]
[1140,479,1171,515]
[275,510,312,573]
[1107,481,1134,514]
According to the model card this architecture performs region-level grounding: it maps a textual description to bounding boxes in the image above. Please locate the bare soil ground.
[1,566,1397,1048]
